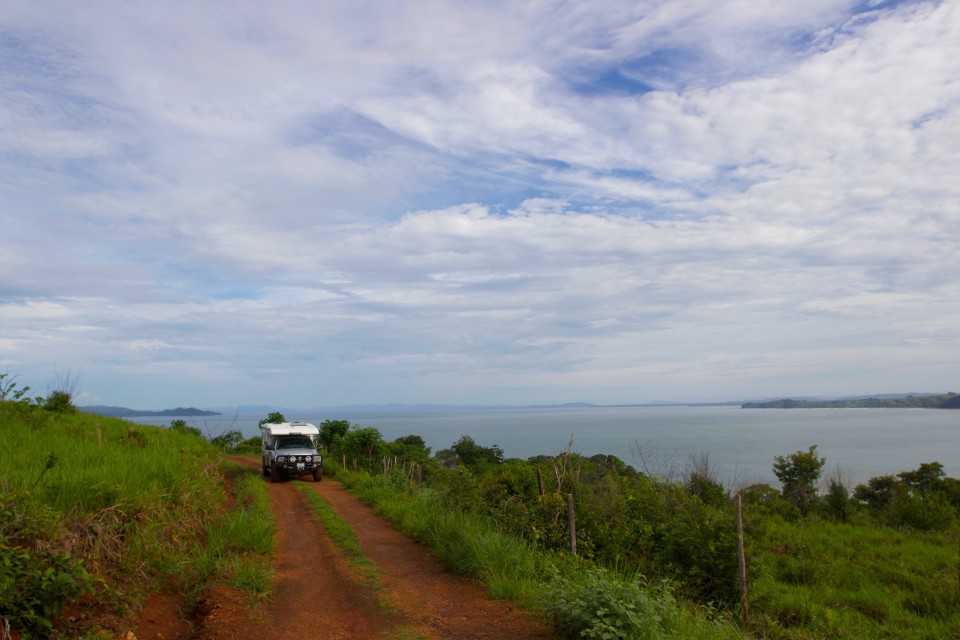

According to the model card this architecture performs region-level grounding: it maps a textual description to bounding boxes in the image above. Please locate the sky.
[1,0,958,409]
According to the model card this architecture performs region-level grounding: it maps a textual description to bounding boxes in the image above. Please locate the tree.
[341,427,386,472]
[772,445,825,516]
[436,435,504,470]
[897,461,945,498]
[855,464,955,530]
[853,474,897,510]
[210,429,243,452]
[389,434,431,465]
[0,370,31,407]
[823,480,851,523]
[258,412,286,427]
[319,419,351,454]
[169,419,203,438]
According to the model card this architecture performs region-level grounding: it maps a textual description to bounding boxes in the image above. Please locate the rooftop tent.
[260,421,320,437]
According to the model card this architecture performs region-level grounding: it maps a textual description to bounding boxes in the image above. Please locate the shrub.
[822,478,852,523]
[0,542,95,639]
[41,390,76,414]
[888,489,956,531]
[651,497,740,605]
[542,565,678,640]
[169,419,203,438]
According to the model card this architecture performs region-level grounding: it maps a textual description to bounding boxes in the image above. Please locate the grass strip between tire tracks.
[295,483,380,589]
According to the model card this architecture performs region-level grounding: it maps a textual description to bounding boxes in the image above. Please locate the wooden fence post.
[566,493,577,556]
[537,466,545,498]
[736,493,750,627]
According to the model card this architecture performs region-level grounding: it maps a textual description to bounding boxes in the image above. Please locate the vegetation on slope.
[309,420,960,640]
[4,367,958,639]
[0,375,272,638]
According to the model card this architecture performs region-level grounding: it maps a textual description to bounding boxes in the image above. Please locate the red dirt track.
[137,458,553,639]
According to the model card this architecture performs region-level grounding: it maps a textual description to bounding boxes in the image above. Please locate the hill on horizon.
[80,406,222,418]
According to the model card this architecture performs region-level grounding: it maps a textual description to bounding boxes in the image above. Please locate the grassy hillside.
[4,393,959,639]
[0,401,272,638]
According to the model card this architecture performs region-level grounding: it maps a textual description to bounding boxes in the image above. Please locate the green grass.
[328,463,747,639]
[193,463,277,598]
[329,455,960,640]
[0,404,273,636]
[296,483,379,587]
[752,517,960,639]
[335,465,541,602]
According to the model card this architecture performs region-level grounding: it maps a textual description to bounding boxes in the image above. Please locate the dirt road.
[161,459,554,639]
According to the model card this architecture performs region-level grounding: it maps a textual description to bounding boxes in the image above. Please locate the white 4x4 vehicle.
[261,421,323,483]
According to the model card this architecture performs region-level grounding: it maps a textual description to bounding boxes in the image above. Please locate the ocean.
[129,405,960,489]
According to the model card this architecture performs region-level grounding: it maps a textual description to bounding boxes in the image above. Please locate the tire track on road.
[305,478,554,640]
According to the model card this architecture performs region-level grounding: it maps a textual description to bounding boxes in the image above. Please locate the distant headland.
[742,392,959,409]
[79,406,222,417]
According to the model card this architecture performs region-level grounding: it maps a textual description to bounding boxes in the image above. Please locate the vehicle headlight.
[314,455,322,463]
[277,456,286,462]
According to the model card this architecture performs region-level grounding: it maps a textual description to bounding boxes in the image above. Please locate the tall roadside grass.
[193,463,276,597]
[327,461,746,639]
[333,462,539,602]
[0,404,274,637]
[752,516,960,639]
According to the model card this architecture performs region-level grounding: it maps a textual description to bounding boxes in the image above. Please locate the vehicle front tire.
[270,464,282,483]
[312,469,321,482]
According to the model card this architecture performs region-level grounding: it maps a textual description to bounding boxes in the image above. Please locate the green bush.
[651,497,740,604]
[542,565,678,640]
[41,390,76,414]
[0,542,95,639]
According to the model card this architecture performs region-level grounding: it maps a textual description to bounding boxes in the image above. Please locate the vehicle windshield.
[277,436,314,450]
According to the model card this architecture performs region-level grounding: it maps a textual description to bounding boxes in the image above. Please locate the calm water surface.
[132,405,960,488]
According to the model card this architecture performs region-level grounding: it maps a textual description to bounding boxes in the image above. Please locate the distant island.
[80,406,222,417]
[742,393,959,409]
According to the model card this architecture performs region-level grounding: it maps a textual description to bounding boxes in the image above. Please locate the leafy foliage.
[436,435,504,470]
[41,389,76,414]
[314,425,960,640]
[209,429,244,452]
[318,419,351,455]
[0,370,32,407]
[169,418,203,438]
[258,411,286,426]
[542,565,678,640]
[341,426,386,472]
[0,542,95,639]
[772,445,825,516]
[854,462,958,531]
[388,434,432,465]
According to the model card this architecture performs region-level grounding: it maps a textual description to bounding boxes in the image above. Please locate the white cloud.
[0,1,957,407]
